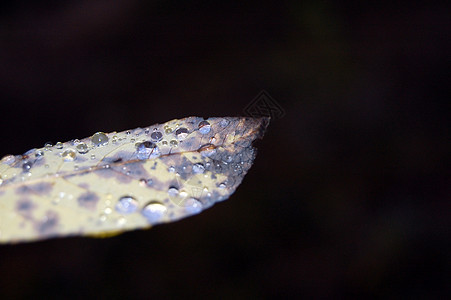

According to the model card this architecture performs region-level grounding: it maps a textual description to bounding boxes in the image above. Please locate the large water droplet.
[182,198,203,214]
[91,132,109,146]
[62,149,76,161]
[115,196,139,214]
[76,142,89,154]
[142,201,167,223]
[175,127,189,140]
[198,121,211,134]
[150,131,163,141]
[192,163,205,174]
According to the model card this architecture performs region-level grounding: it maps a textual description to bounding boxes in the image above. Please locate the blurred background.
[0,0,448,298]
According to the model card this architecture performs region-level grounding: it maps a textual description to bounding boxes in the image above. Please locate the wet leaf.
[0,116,269,244]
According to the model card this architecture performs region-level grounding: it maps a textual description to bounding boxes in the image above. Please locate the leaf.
[0,116,269,244]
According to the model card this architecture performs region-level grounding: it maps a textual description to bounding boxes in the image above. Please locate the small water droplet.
[22,161,32,172]
[182,198,203,214]
[74,165,79,170]
[193,163,205,174]
[91,132,109,146]
[220,119,230,127]
[104,207,112,214]
[209,136,217,143]
[90,154,96,160]
[115,196,139,214]
[168,166,175,173]
[62,149,76,161]
[142,201,167,223]
[165,127,173,134]
[126,130,131,135]
[162,140,168,145]
[117,217,127,226]
[151,131,163,141]
[35,150,44,158]
[169,140,178,147]
[219,182,227,188]
[168,186,179,197]
[198,144,216,157]
[53,142,63,149]
[76,142,89,154]
[130,138,136,143]
[175,127,189,140]
[44,142,53,148]
[144,128,150,135]
[198,121,211,134]
[139,178,148,186]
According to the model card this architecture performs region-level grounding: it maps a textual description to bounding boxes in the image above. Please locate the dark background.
[0,1,448,298]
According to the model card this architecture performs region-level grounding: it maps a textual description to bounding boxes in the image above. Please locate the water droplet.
[22,161,32,172]
[139,178,148,186]
[168,166,175,173]
[182,198,203,214]
[165,127,173,134]
[142,201,167,223]
[219,182,227,188]
[62,149,76,161]
[104,207,112,214]
[91,132,109,146]
[168,186,179,197]
[193,163,205,174]
[220,119,230,127]
[35,150,44,158]
[117,217,127,226]
[144,128,150,135]
[162,140,168,145]
[1,155,15,165]
[209,136,217,143]
[76,142,89,154]
[44,142,53,148]
[136,141,157,160]
[198,121,211,134]
[151,131,163,141]
[169,140,178,147]
[130,138,136,143]
[175,127,189,140]
[115,196,139,214]
[198,144,216,157]
[90,154,96,160]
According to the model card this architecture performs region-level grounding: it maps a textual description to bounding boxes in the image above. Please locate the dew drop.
[168,166,175,173]
[169,140,178,147]
[62,149,76,161]
[198,121,211,134]
[198,143,216,157]
[115,196,139,214]
[90,154,96,160]
[175,127,189,140]
[219,182,227,188]
[168,186,179,197]
[35,150,44,158]
[142,201,167,223]
[91,132,109,146]
[22,161,32,172]
[220,119,230,128]
[76,142,89,154]
[165,128,173,134]
[151,131,163,141]
[44,142,53,148]
[182,198,203,214]
[144,128,150,135]
[192,163,205,174]
[136,141,158,160]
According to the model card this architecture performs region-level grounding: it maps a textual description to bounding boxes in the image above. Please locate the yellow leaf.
[0,116,269,244]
